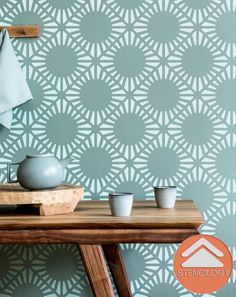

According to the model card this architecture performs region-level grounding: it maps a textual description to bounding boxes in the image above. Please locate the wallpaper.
[0,0,236,296]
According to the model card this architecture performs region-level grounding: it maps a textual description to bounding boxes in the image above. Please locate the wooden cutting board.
[0,184,84,216]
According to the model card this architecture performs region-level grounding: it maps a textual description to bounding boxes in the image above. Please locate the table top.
[0,200,204,230]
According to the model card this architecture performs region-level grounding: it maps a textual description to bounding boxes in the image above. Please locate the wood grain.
[79,245,115,297]
[0,184,84,216]
[0,228,199,244]
[0,200,204,229]
[0,199,203,297]
[103,244,132,297]
[0,25,40,38]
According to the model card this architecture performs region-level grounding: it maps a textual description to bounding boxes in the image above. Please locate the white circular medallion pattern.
[0,0,235,296]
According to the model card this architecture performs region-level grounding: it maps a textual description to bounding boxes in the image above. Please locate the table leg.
[79,244,115,297]
[103,244,132,297]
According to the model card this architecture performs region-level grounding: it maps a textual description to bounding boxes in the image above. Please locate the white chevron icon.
[181,238,224,268]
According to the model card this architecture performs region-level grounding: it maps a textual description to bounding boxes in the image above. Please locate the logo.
[173,235,232,294]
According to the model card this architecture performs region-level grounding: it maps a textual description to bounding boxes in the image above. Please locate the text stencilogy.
[176,269,231,277]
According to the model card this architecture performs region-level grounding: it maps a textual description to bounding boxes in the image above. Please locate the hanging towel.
[0,29,32,129]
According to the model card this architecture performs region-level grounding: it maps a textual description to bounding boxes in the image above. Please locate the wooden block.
[79,245,115,297]
[0,25,40,38]
[0,184,83,216]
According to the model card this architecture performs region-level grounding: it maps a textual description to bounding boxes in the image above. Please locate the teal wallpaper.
[0,0,236,296]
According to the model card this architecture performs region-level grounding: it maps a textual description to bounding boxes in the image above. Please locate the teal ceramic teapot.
[7,154,71,190]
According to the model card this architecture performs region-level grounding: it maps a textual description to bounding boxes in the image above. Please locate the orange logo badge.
[173,235,232,294]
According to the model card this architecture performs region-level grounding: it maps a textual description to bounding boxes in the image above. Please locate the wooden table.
[0,200,204,297]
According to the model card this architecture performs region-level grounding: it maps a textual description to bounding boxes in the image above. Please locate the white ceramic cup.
[109,192,133,217]
[154,186,176,208]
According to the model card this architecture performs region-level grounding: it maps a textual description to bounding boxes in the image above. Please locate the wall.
[0,0,235,296]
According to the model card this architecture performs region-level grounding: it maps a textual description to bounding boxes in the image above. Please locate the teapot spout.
[60,157,71,169]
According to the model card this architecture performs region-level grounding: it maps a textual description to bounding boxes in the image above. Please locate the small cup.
[154,186,176,209]
[109,192,133,217]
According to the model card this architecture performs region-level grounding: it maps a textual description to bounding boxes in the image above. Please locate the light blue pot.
[7,154,71,190]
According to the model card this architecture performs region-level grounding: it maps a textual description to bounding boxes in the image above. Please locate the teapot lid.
[26,154,54,159]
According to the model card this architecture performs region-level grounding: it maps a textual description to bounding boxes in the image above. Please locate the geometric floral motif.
[0,0,236,296]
